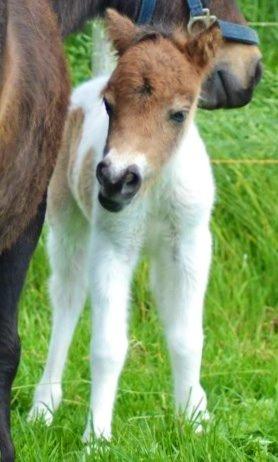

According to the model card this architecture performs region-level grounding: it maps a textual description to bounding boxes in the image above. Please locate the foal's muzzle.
[96,160,142,212]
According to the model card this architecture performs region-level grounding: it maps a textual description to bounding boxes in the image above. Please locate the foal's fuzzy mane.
[123,23,191,58]
[132,23,177,45]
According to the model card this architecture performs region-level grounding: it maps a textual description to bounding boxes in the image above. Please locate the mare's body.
[0,1,69,461]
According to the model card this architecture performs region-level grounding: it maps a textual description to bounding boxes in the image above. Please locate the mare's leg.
[29,208,89,425]
[83,230,139,443]
[150,224,212,422]
[0,197,46,462]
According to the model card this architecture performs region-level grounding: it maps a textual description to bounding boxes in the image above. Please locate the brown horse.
[0,1,262,461]
[0,1,69,461]
[0,0,69,252]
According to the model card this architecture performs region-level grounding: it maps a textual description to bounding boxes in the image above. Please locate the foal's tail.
[91,19,116,76]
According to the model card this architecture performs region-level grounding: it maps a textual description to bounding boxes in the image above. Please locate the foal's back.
[48,77,109,224]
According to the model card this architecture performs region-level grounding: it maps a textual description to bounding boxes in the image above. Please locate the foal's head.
[97,10,221,213]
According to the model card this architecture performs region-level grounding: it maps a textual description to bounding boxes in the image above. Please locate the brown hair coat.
[0,0,70,252]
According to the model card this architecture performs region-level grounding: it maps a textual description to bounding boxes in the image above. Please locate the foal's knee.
[166,326,203,361]
[93,336,128,373]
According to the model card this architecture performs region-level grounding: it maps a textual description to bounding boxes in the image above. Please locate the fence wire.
[249,22,278,27]
[212,159,278,165]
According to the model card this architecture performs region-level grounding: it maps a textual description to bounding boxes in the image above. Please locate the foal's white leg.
[83,230,138,443]
[29,217,89,425]
[151,224,212,423]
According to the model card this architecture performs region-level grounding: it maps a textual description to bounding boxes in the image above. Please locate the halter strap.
[218,20,259,45]
[137,0,157,25]
[186,0,259,45]
[137,0,259,45]
[187,0,204,16]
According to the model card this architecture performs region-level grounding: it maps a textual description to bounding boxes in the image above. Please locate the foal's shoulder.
[62,76,111,220]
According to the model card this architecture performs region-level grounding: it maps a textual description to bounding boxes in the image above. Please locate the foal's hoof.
[193,410,210,434]
[82,421,112,445]
[28,402,55,426]
[28,383,62,425]
[82,425,111,457]
[82,438,110,458]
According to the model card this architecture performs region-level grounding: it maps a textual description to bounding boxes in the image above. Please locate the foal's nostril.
[96,160,110,186]
[124,172,139,187]
[122,166,141,195]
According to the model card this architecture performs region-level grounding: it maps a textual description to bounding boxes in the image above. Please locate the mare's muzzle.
[200,58,263,109]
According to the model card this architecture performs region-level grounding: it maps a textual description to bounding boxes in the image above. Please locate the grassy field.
[12,2,277,461]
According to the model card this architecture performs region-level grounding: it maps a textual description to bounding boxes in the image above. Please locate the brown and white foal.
[29,10,221,442]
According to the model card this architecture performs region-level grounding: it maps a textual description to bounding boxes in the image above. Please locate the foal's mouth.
[98,192,125,213]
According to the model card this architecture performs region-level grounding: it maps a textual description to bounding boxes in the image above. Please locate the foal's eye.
[104,98,113,117]
[169,111,187,124]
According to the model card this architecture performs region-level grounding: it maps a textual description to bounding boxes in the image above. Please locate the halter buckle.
[188,8,217,35]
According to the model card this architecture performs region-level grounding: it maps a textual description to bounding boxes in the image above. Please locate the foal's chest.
[143,186,186,257]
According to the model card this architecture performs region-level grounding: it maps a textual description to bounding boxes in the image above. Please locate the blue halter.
[137,0,259,46]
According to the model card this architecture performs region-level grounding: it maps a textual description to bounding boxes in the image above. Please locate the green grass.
[13,3,278,461]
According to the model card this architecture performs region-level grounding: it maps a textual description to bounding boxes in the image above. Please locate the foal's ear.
[175,24,222,72]
[105,9,139,55]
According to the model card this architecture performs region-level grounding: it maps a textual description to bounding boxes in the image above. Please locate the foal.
[29,10,221,442]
